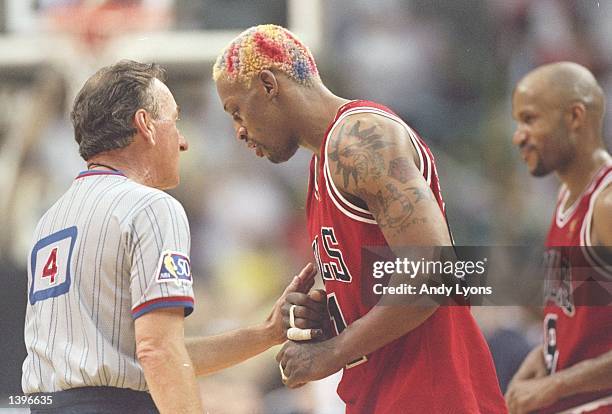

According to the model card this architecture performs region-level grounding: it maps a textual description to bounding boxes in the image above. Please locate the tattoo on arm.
[388,157,414,184]
[328,119,437,236]
[328,120,395,188]
[372,183,432,235]
[409,186,435,203]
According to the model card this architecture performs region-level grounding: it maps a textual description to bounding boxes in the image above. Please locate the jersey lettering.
[313,227,352,282]
[543,248,575,316]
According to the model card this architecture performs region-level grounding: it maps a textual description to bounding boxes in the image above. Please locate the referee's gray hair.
[71,60,167,160]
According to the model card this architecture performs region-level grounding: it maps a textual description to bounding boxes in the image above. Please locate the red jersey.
[541,165,612,414]
[306,100,506,413]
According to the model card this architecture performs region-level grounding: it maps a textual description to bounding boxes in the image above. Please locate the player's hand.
[505,375,561,414]
[281,289,330,341]
[266,263,318,344]
[276,339,344,388]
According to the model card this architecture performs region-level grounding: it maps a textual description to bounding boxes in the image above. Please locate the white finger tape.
[287,327,312,341]
[289,304,297,328]
[279,361,288,381]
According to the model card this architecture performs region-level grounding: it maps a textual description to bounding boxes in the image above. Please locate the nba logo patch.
[156,251,192,286]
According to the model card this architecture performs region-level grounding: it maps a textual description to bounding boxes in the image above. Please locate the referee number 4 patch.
[29,226,77,305]
[156,251,192,286]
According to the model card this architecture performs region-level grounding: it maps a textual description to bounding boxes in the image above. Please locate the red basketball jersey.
[540,165,612,414]
[306,100,506,413]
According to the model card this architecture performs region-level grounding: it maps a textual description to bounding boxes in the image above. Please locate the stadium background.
[0,0,610,412]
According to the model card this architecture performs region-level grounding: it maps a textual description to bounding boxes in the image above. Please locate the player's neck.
[297,87,350,156]
[558,147,611,202]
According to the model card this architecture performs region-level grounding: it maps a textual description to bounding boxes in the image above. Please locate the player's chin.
[268,155,287,164]
[529,162,552,177]
[267,145,299,164]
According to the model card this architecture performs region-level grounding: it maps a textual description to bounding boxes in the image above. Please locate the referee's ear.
[134,108,155,144]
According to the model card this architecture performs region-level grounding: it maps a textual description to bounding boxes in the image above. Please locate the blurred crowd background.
[0,0,611,412]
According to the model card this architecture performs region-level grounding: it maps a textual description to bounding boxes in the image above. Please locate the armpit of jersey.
[131,296,195,319]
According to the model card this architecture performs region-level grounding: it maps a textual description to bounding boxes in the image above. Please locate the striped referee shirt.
[22,170,195,394]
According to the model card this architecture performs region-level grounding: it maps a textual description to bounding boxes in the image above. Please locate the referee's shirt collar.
[75,170,126,179]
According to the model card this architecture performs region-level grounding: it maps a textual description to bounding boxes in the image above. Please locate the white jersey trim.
[556,165,611,227]
[312,156,320,201]
[580,169,612,279]
[322,106,431,224]
[323,167,378,224]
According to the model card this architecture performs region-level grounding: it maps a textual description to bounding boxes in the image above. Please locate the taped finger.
[287,327,312,341]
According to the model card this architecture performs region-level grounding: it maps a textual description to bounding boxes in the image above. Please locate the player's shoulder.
[595,181,612,204]
[325,111,422,199]
[593,180,612,221]
[326,102,415,156]
[592,166,612,214]
[331,109,406,138]
[591,179,612,244]
[326,108,419,173]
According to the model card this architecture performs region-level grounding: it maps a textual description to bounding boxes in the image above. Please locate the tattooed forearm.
[329,120,395,189]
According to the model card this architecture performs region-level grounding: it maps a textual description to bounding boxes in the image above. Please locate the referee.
[22,60,202,413]
[23,60,320,414]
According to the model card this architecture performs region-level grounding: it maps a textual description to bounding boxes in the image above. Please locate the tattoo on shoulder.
[388,157,417,184]
[327,118,438,236]
[328,120,396,189]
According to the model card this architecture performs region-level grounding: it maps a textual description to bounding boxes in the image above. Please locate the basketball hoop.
[46,2,172,56]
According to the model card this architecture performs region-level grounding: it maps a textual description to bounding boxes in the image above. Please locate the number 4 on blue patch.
[29,226,77,305]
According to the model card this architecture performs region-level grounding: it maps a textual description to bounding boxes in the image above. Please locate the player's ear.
[567,101,587,130]
[259,70,279,98]
[134,109,156,144]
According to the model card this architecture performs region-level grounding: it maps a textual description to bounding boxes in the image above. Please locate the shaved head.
[515,62,605,127]
[511,62,609,177]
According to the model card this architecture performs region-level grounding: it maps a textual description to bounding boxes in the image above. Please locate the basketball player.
[506,62,612,414]
[22,60,318,414]
[213,25,506,413]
